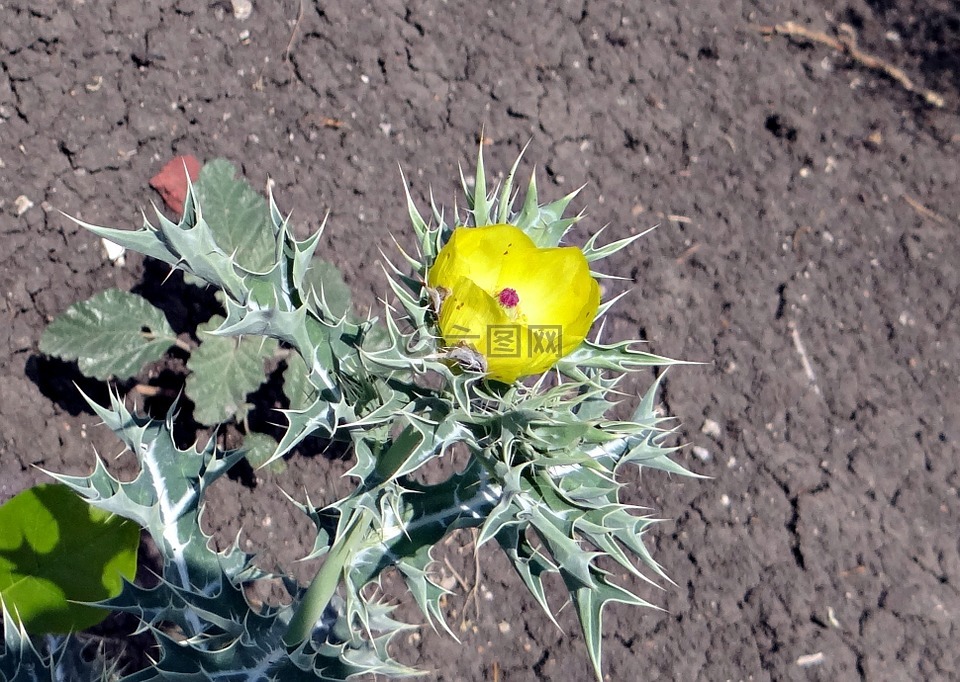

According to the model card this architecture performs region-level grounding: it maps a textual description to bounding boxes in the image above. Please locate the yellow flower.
[427,224,600,383]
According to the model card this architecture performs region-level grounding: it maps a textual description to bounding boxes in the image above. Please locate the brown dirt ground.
[1,1,959,680]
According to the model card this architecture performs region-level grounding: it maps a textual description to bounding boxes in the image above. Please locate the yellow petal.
[438,276,508,349]
[429,224,535,294]
[497,245,596,327]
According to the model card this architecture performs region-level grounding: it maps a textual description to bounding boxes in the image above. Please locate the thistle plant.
[2,150,696,681]
[38,159,352,468]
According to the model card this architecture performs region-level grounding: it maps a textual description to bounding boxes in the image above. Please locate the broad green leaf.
[39,289,176,380]
[240,432,285,473]
[282,351,317,411]
[303,259,352,319]
[185,315,277,425]
[194,159,275,272]
[0,483,139,634]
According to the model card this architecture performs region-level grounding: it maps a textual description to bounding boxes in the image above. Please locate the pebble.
[692,445,712,462]
[14,195,33,216]
[231,0,252,20]
[700,418,722,440]
[796,652,825,667]
[827,607,840,628]
[101,237,126,266]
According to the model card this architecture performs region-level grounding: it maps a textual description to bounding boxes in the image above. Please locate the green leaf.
[303,258,352,319]
[240,432,285,473]
[282,351,317,411]
[571,576,653,682]
[185,315,278,425]
[0,483,139,634]
[194,159,276,272]
[39,289,177,380]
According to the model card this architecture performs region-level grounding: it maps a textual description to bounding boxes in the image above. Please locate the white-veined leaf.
[185,315,277,425]
[40,289,177,380]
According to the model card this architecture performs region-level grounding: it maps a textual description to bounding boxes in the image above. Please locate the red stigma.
[498,288,520,308]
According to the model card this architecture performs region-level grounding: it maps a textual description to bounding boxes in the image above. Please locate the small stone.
[101,237,126,266]
[796,652,825,667]
[720,494,731,507]
[498,621,510,634]
[692,445,712,462]
[827,607,840,628]
[231,0,252,20]
[700,418,722,440]
[864,130,883,149]
[14,195,33,216]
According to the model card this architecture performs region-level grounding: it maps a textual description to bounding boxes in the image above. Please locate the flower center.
[497,287,520,308]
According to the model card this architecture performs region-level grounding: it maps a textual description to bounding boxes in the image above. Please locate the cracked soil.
[1,1,959,680]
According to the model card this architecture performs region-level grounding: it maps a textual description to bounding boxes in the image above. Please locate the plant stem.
[142,329,195,353]
[283,510,372,648]
[173,337,194,352]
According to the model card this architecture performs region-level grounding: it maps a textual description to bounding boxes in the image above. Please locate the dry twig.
[284,0,305,63]
[903,194,950,226]
[758,21,945,108]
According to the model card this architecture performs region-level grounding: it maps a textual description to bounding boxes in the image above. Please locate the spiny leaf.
[582,225,655,262]
[496,525,561,629]
[0,617,116,682]
[557,339,690,379]
[39,289,177,380]
[496,143,527,225]
[303,259,352,320]
[50,391,250,597]
[570,575,654,682]
[185,314,278,425]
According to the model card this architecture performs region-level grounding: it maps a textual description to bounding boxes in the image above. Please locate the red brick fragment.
[149,155,202,214]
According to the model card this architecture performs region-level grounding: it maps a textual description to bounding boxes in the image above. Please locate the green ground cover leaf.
[282,351,317,411]
[240,431,285,473]
[0,483,139,634]
[194,159,276,272]
[39,289,177,380]
[185,315,278,425]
